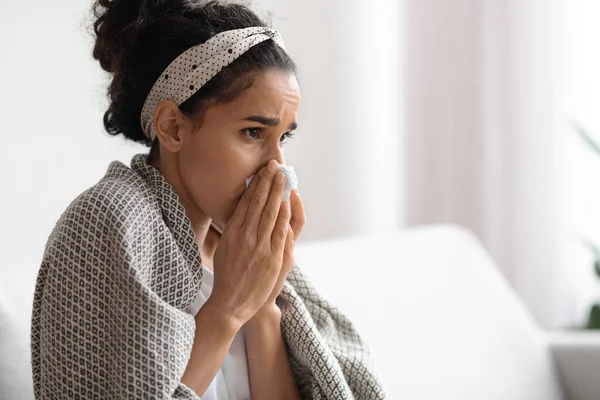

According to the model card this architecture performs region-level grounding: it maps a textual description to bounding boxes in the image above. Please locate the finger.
[282,224,295,274]
[271,200,291,253]
[257,171,287,240]
[279,227,295,278]
[289,190,306,239]
[269,227,295,305]
[242,160,280,232]
[228,166,267,229]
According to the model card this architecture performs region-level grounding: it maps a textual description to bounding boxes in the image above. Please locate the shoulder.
[45,160,160,254]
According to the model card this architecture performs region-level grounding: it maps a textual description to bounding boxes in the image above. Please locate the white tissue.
[211,164,298,235]
[245,163,298,201]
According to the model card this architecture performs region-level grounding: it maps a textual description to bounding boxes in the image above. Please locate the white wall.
[0,0,146,272]
[0,0,403,272]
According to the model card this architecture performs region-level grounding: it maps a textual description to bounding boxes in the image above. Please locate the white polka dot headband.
[140,27,287,142]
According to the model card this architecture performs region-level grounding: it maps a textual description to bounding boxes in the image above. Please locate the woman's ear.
[153,100,192,153]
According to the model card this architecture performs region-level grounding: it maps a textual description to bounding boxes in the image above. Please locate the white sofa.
[2,225,599,399]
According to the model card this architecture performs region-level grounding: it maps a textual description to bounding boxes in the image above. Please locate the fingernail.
[268,160,278,171]
[276,172,285,183]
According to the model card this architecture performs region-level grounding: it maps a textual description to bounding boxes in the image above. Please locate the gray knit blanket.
[30,154,387,399]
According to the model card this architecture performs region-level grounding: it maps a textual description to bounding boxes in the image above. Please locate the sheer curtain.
[403,0,570,328]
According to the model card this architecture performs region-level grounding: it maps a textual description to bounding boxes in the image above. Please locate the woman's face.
[162,70,301,228]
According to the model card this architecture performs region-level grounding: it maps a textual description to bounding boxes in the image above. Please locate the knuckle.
[251,194,264,206]
[286,236,295,247]
[265,209,278,220]
[281,207,291,219]
[274,227,287,241]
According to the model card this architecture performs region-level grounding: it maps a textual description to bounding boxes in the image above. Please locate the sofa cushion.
[294,225,564,400]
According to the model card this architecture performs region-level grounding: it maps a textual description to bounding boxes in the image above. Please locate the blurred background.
[1,0,600,331]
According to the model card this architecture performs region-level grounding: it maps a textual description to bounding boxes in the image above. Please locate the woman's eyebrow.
[242,115,298,130]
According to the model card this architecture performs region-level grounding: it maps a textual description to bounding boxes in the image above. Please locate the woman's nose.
[266,147,286,166]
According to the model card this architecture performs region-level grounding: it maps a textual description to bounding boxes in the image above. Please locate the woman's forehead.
[243,72,300,101]
[223,72,301,116]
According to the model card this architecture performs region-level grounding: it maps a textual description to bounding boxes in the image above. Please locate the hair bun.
[91,0,159,73]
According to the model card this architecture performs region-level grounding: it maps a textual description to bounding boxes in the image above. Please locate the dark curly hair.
[91,0,298,159]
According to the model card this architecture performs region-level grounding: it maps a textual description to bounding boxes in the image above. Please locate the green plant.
[571,119,600,329]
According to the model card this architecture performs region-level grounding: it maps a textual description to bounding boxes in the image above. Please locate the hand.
[262,188,306,307]
[289,189,306,243]
[207,160,292,327]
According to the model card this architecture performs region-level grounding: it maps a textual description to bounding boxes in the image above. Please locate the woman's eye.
[244,128,261,140]
[280,132,296,144]
[243,128,295,144]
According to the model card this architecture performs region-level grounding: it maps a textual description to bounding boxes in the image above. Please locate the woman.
[30,1,387,399]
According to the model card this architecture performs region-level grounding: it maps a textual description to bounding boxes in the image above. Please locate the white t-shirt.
[185,264,251,400]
